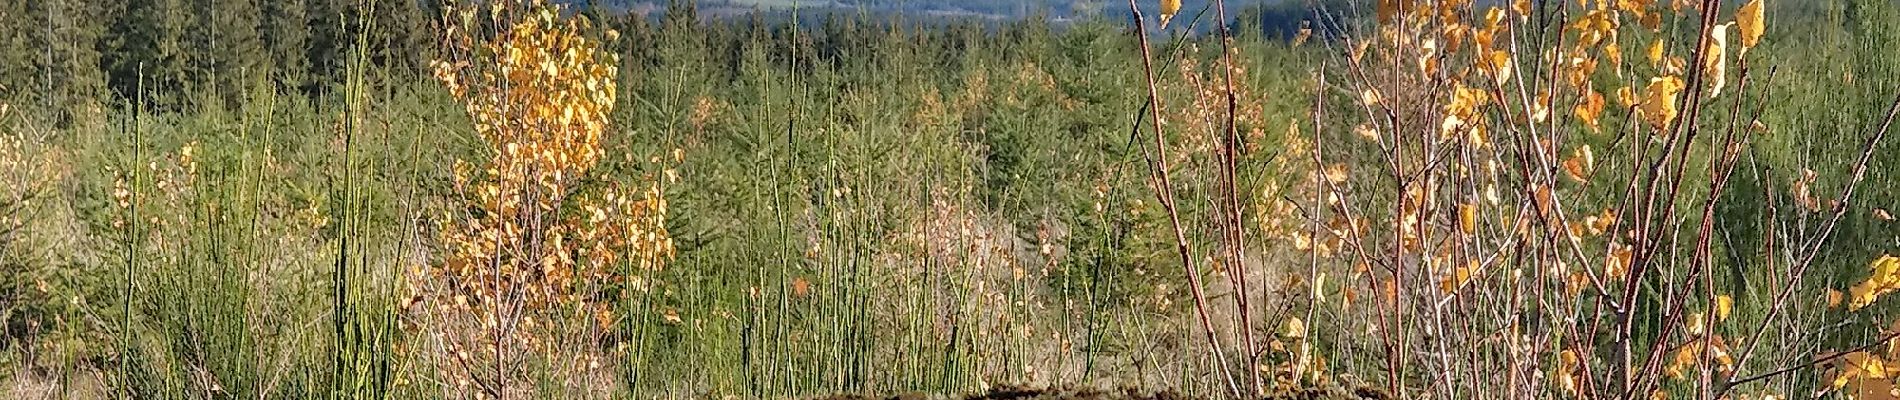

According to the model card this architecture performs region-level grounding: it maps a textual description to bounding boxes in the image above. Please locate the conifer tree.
[187,0,269,107]
[105,0,191,106]
[369,0,429,77]
[305,0,357,91]
[264,0,314,93]
[0,0,33,100]
[23,0,109,123]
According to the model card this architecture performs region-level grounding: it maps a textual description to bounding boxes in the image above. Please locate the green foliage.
[264,0,314,91]
[104,0,192,107]
[0,1,1897,399]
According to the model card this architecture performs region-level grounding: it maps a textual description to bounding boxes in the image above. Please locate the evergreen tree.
[307,0,430,91]
[186,0,269,108]
[368,0,429,77]
[23,0,110,123]
[0,0,34,100]
[306,0,358,91]
[264,0,313,92]
[105,0,191,106]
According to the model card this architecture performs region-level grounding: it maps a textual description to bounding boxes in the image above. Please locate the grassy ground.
[0,0,1898,399]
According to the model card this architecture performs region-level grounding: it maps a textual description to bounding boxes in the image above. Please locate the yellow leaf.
[1571,10,1617,48]
[1441,263,1472,294]
[1563,145,1596,182]
[1587,208,1618,234]
[1667,342,1697,380]
[1459,203,1478,234]
[1605,42,1625,73]
[1484,7,1505,29]
[1483,50,1513,85]
[1362,88,1383,106]
[1648,40,1666,67]
[1830,289,1845,308]
[1158,0,1182,28]
[1737,0,1765,52]
[1642,76,1686,130]
[1849,256,1900,311]
[1705,24,1730,98]
[1853,282,1881,311]
[1848,352,1890,379]
[1607,242,1633,278]
[663,309,683,324]
[1278,317,1307,339]
[1354,123,1380,141]
[1323,163,1351,184]
[1576,89,1607,130]
[1534,185,1554,217]
[1716,294,1734,321]
[1558,350,1580,392]
[1876,255,1900,284]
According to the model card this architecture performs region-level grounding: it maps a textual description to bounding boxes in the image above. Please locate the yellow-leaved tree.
[1271,0,1899,399]
[424,0,674,397]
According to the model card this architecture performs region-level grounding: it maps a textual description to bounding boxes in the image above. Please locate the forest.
[3,0,1900,399]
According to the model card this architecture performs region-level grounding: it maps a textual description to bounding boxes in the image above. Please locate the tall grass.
[4,0,1900,399]
[327,2,403,396]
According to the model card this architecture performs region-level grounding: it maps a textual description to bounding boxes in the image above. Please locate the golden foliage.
[1705,24,1730,98]
[1575,89,1607,131]
[1664,335,1735,380]
[0,123,57,241]
[1265,316,1327,392]
[432,1,672,311]
[1648,40,1667,68]
[1286,1,1864,397]
[1557,350,1581,393]
[1829,352,1897,397]
[1737,0,1766,53]
[426,0,673,393]
[1642,75,1685,130]
[1457,203,1477,235]
[1158,0,1181,28]
[1849,255,1900,311]
[1562,145,1596,183]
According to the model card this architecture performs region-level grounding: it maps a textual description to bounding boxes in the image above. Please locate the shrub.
[423,0,675,396]
[1274,0,1899,399]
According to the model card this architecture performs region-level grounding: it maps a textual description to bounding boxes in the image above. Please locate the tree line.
[0,0,433,121]
[0,0,1303,123]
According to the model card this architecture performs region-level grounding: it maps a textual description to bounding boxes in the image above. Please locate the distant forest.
[0,0,1322,122]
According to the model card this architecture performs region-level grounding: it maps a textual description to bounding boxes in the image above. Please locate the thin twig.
[1124,0,1243,397]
